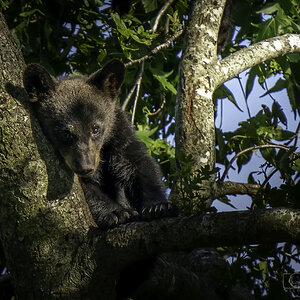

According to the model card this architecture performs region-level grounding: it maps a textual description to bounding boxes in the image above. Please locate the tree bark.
[173,0,300,208]
[1,2,300,299]
[174,0,227,207]
[0,12,97,299]
[214,34,300,86]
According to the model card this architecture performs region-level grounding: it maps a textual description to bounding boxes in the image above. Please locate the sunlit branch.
[131,62,144,124]
[151,0,177,33]
[215,34,300,87]
[213,181,261,198]
[147,94,166,116]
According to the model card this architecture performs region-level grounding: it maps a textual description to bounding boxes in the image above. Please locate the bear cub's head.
[23,60,125,177]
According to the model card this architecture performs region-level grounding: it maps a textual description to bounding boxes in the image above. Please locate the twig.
[121,84,136,111]
[293,121,300,148]
[123,0,181,116]
[151,0,177,33]
[124,29,183,68]
[122,63,145,111]
[131,62,144,124]
[147,94,166,116]
[220,144,291,182]
[261,167,278,188]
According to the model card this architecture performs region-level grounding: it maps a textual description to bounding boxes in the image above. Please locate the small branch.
[131,62,144,124]
[125,29,183,68]
[213,181,261,199]
[294,121,300,147]
[151,0,177,33]
[261,168,278,187]
[289,120,300,148]
[122,63,144,111]
[121,84,136,111]
[215,34,300,87]
[147,94,166,116]
[123,1,182,114]
[220,144,291,182]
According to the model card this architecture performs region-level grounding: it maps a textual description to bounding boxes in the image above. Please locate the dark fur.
[23,60,177,229]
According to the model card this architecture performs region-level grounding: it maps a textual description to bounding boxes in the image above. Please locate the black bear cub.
[23,60,177,229]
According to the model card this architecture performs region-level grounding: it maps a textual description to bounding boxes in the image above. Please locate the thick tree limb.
[101,207,300,268]
[214,34,300,86]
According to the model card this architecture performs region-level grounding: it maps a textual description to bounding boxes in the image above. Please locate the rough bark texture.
[173,0,300,208]
[174,0,227,206]
[103,207,300,252]
[1,2,300,299]
[214,33,300,86]
[0,12,97,298]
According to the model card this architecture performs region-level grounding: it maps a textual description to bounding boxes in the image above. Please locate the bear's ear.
[86,59,125,99]
[23,64,56,102]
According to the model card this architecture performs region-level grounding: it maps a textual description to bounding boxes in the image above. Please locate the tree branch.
[214,34,300,87]
[102,207,300,267]
[130,62,144,124]
[124,29,183,68]
[151,0,177,33]
[213,181,261,198]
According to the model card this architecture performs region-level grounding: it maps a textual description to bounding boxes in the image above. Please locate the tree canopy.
[1,0,300,299]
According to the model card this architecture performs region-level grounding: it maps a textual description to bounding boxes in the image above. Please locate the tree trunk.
[2,2,300,299]
[173,0,227,208]
[0,12,97,299]
[173,0,300,209]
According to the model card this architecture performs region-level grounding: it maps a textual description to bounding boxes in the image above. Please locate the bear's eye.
[92,125,100,135]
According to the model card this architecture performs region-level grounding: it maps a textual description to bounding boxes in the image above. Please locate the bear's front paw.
[98,209,139,229]
[141,203,178,221]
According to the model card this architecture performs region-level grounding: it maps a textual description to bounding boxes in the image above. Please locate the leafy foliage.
[1,0,300,298]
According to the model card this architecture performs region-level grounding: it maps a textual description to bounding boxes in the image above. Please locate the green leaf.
[260,148,276,164]
[246,67,258,99]
[237,151,253,173]
[111,13,130,38]
[260,79,287,98]
[142,0,158,13]
[152,70,177,95]
[19,8,45,17]
[255,7,289,42]
[286,80,297,114]
[272,101,287,126]
[257,3,280,15]
[217,196,237,209]
[214,84,243,112]
[258,260,268,282]
[136,125,158,145]
[287,53,300,63]
[292,156,300,172]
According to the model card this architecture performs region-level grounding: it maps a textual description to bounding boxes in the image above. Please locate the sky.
[213,70,299,212]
